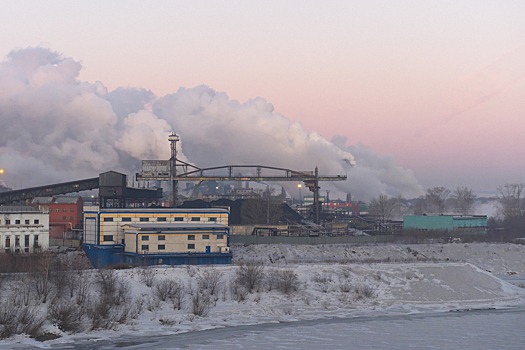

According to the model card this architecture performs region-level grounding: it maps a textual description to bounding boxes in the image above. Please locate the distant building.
[403,215,487,233]
[31,196,83,240]
[0,206,49,253]
[83,206,232,268]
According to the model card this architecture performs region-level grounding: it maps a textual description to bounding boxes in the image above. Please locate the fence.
[230,234,395,245]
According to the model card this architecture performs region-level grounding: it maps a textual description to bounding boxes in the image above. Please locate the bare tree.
[452,186,476,215]
[191,290,211,317]
[48,299,84,333]
[196,267,224,296]
[368,195,399,223]
[235,260,265,293]
[155,279,182,302]
[32,251,55,303]
[425,187,450,214]
[413,196,427,215]
[497,183,523,220]
[138,267,157,287]
[275,269,299,294]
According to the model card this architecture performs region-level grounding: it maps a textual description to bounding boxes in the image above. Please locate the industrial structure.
[403,215,488,233]
[0,132,347,267]
[0,171,162,208]
[83,207,231,268]
[30,196,83,240]
[136,133,347,224]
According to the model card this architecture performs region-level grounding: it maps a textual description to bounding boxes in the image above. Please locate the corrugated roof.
[122,223,228,231]
[93,207,229,213]
[31,197,54,204]
[54,196,81,204]
[0,206,41,213]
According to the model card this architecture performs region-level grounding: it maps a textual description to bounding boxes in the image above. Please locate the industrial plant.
[0,133,491,268]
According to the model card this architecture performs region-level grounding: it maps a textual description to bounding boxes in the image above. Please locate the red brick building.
[31,196,83,240]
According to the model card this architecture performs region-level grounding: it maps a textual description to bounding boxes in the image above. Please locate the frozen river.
[47,306,525,350]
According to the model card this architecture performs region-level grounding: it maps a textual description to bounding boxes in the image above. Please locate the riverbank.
[2,243,525,349]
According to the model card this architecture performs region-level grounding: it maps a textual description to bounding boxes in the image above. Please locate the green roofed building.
[403,215,487,233]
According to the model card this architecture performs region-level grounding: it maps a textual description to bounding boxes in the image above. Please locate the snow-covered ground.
[2,242,525,349]
[234,242,525,275]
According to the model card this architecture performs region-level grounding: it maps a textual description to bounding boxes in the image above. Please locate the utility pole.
[266,185,270,225]
[168,132,180,207]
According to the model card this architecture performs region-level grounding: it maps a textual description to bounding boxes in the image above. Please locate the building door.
[205,246,211,253]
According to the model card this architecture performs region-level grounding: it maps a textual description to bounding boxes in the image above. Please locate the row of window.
[54,208,76,213]
[102,217,219,222]
[141,234,222,240]
[0,219,40,225]
[3,235,39,248]
[102,234,224,242]
[141,243,197,251]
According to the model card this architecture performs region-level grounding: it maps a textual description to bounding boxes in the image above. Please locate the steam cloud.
[0,47,423,201]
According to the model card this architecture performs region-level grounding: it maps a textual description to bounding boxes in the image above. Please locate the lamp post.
[297,183,302,206]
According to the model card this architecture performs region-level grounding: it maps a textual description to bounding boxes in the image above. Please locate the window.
[209,217,217,222]
[141,244,149,251]
[202,235,210,240]
[157,217,167,222]
[158,244,165,250]
[63,216,67,221]
[25,219,30,225]
[70,208,74,212]
[142,235,149,241]
[217,234,224,240]
[158,235,165,241]
[191,217,200,222]
[188,235,195,240]
[174,217,183,222]
[70,216,74,220]
[122,217,132,222]
[33,235,39,247]
[188,243,195,249]
[34,219,39,224]
[56,209,59,213]
[103,217,113,222]
[15,236,20,247]
[139,217,149,222]
[63,208,67,212]
[103,235,114,242]
[24,235,29,247]
[15,220,20,225]
[5,220,10,225]
[5,237,10,247]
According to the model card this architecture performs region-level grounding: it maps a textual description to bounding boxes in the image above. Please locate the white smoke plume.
[0,47,423,201]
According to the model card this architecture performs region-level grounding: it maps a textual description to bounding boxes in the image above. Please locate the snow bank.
[2,243,525,349]
[234,242,525,275]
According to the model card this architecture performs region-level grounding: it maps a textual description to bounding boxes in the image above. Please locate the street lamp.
[297,183,302,205]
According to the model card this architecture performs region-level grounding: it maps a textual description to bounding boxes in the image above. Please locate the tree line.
[368,183,524,223]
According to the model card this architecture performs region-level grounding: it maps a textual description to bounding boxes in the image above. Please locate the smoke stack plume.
[0,47,423,201]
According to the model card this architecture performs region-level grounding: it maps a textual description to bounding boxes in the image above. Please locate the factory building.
[403,215,488,233]
[83,207,232,268]
[31,196,83,240]
[0,206,49,253]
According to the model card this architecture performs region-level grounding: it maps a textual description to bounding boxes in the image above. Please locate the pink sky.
[1,0,525,192]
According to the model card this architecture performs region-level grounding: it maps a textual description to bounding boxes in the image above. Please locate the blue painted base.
[83,244,232,268]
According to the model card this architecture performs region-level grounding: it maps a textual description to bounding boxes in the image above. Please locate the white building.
[0,206,49,253]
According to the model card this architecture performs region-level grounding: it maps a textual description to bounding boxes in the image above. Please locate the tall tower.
[168,132,180,207]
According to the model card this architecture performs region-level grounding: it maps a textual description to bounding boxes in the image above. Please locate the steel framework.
[0,177,99,205]
[137,162,347,224]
